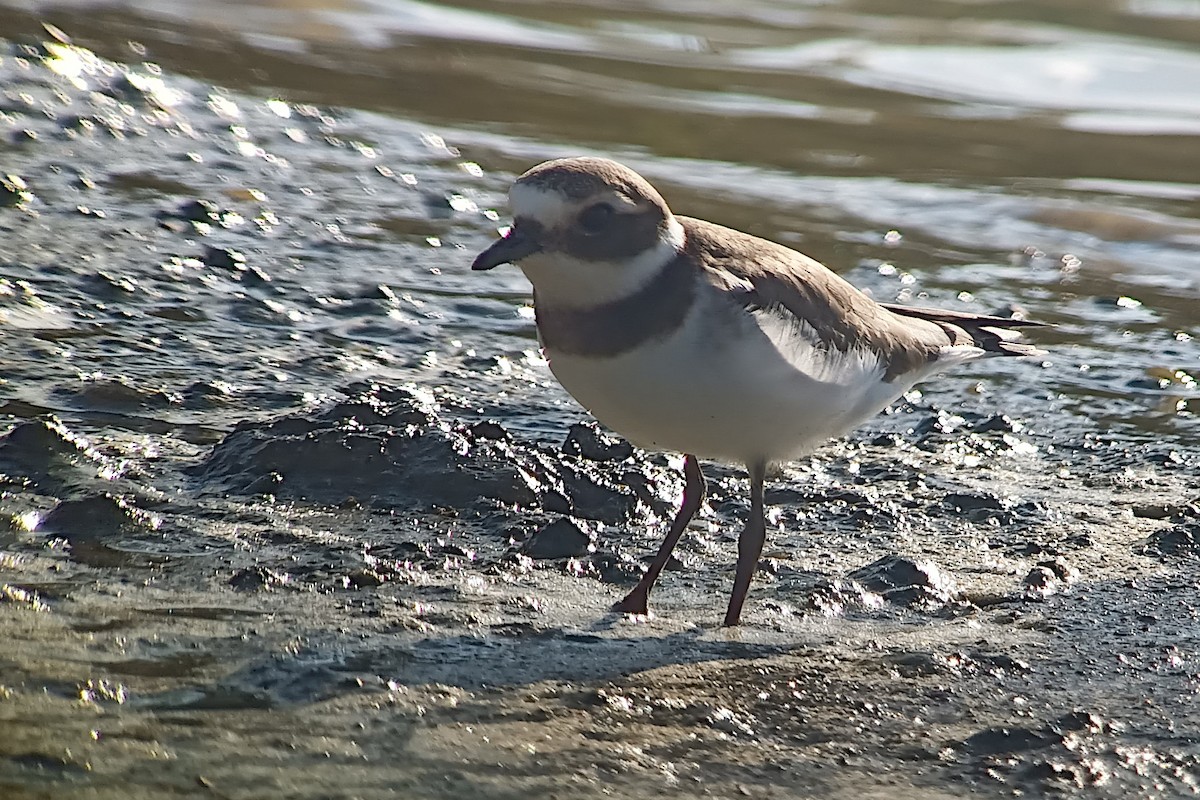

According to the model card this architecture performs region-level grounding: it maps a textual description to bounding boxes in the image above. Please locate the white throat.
[519,216,686,308]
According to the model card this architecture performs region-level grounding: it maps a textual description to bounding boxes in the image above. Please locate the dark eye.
[578,203,614,233]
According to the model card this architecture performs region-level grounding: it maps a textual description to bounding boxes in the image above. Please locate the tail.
[881,303,1049,357]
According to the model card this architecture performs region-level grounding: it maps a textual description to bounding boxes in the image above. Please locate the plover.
[472,156,1044,626]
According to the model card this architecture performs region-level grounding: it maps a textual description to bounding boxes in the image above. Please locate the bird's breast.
[540,291,905,464]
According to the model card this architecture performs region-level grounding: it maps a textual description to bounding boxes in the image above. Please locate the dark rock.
[202,245,247,271]
[846,555,959,610]
[1003,540,1056,557]
[345,569,385,589]
[763,487,812,506]
[522,518,594,559]
[316,392,430,428]
[942,492,1005,515]
[801,579,883,617]
[1,173,34,208]
[1,419,82,463]
[0,418,114,493]
[182,380,234,408]
[1066,532,1093,549]
[870,433,905,448]
[322,399,391,427]
[60,377,180,411]
[847,554,954,596]
[1148,449,1187,467]
[844,502,902,529]
[561,422,633,462]
[888,649,1029,679]
[1037,557,1078,582]
[151,192,249,233]
[102,72,162,105]
[1052,710,1105,734]
[461,353,515,373]
[438,543,474,559]
[39,494,156,537]
[619,471,678,519]
[1132,501,1198,521]
[961,726,1058,756]
[1023,760,1085,786]
[229,567,290,592]
[243,471,284,496]
[193,389,541,510]
[591,552,645,584]
[1022,557,1079,598]
[885,651,959,678]
[970,414,1023,434]
[555,463,640,524]
[470,421,510,442]
[1127,377,1171,391]
[541,490,572,514]
[974,653,1031,674]
[242,265,272,284]
[192,385,673,523]
[7,753,82,775]
[1136,524,1200,557]
[158,198,219,224]
[941,491,1014,524]
[150,305,208,324]
[37,494,161,568]
[1023,566,1058,597]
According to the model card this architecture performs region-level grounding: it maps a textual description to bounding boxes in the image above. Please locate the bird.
[471,156,1045,627]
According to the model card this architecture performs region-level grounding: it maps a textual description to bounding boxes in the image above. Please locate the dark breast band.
[535,254,695,358]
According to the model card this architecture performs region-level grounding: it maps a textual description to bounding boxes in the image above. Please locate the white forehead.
[509,183,573,228]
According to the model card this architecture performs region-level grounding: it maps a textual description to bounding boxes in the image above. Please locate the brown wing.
[678,216,1046,377]
[680,217,949,380]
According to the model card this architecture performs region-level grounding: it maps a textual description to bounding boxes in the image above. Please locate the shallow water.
[1,1,1199,798]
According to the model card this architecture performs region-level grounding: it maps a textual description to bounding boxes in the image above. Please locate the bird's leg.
[723,460,767,627]
[613,454,706,615]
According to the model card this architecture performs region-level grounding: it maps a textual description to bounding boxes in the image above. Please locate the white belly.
[544,296,923,466]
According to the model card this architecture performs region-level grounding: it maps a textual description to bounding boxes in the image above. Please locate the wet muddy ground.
[1,16,1199,800]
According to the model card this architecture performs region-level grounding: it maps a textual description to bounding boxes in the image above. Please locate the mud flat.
[2,32,1199,799]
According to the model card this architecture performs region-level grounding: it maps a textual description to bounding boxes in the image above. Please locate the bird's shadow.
[376,615,794,691]
[134,613,798,712]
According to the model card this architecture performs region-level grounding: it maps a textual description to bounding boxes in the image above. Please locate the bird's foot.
[612,588,650,615]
